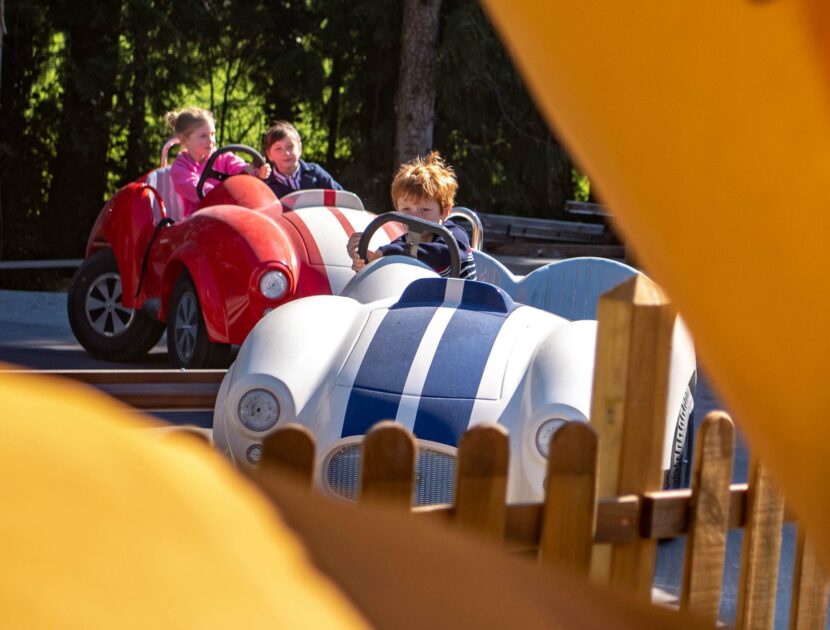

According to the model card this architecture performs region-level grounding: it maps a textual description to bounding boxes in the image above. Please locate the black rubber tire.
[166,273,232,369]
[67,248,164,361]
[664,385,695,489]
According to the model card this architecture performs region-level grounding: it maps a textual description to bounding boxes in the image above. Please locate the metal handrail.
[160,137,180,168]
[447,206,484,250]
[0,259,83,270]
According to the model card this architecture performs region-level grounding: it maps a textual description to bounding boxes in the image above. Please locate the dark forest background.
[0,0,588,261]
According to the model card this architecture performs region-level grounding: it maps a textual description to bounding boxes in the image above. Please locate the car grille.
[325,443,456,506]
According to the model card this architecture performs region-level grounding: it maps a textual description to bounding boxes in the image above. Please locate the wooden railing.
[4,369,224,410]
[477,210,625,260]
[250,408,826,628]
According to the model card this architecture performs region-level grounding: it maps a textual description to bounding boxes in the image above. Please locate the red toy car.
[67,143,401,368]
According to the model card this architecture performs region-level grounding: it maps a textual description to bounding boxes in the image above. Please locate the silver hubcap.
[174,292,198,363]
[85,272,135,337]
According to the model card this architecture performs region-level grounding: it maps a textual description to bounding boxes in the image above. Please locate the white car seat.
[145,166,186,222]
[472,250,639,320]
[280,189,365,211]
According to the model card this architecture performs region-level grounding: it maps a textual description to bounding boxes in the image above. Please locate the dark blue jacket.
[379,219,477,279]
[265,159,343,199]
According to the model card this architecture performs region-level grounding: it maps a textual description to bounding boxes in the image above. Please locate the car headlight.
[259,270,289,300]
[238,388,280,432]
[535,418,568,458]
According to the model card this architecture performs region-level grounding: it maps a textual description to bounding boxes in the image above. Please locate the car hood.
[332,277,567,443]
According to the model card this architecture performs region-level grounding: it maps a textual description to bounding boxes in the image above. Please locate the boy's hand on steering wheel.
[348,232,382,272]
[351,254,366,272]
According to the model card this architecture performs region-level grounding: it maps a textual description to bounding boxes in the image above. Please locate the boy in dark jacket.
[263,121,342,199]
[347,152,476,279]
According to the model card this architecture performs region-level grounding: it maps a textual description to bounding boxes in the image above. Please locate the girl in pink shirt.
[165,107,270,217]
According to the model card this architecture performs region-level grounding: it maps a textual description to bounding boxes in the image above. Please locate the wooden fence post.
[539,422,598,575]
[735,457,785,630]
[789,529,830,630]
[259,424,316,486]
[360,421,415,509]
[680,412,735,623]
[453,424,509,541]
[588,274,676,601]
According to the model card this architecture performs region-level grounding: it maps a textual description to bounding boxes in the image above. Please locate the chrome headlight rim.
[535,418,569,459]
[237,387,280,432]
[259,269,289,300]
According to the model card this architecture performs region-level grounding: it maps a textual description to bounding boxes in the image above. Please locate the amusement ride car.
[212,213,697,504]
[67,143,402,368]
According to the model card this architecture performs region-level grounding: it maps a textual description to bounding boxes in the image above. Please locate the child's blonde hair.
[391,151,458,211]
[164,107,215,139]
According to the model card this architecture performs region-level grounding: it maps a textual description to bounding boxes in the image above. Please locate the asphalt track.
[0,289,810,628]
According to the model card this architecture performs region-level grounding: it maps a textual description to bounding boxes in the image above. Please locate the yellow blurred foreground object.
[0,370,367,629]
[480,1,830,565]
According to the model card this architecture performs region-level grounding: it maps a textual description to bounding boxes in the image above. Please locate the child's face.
[182,122,216,164]
[267,133,302,175]
[395,195,447,225]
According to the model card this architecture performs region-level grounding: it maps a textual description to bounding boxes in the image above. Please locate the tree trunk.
[546,137,574,218]
[0,0,54,259]
[46,3,121,257]
[0,0,5,101]
[393,0,441,169]
[124,0,150,182]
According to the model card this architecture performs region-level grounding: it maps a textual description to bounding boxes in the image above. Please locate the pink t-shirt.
[170,151,248,216]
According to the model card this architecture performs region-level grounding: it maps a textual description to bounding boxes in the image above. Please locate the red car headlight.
[259,270,289,300]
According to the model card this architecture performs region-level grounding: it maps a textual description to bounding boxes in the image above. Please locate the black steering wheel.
[196,144,267,199]
[357,211,461,278]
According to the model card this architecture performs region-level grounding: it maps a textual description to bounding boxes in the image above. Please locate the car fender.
[154,206,298,343]
[505,319,597,500]
[85,181,159,308]
[216,295,368,467]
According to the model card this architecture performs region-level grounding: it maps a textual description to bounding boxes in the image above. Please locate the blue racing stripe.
[341,305,437,436]
[341,389,403,437]
[412,308,509,446]
[342,278,518,443]
[458,278,514,313]
[411,397,476,446]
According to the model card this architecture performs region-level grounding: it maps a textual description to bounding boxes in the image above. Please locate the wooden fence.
[246,275,828,629]
[251,416,828,628]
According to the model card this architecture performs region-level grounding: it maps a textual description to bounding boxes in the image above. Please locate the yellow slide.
[481,1,830,564]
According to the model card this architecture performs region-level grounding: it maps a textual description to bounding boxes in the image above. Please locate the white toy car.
[213,211,696,504]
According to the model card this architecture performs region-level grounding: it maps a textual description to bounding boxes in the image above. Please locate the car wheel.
[67,248,164,361]
[166,273,231,369]
[664,385,695,489]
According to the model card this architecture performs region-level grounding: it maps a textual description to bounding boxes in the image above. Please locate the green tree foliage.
[0,0,577,259]
[45,0,123,257]
[435,0,573,218]
[0,0,58,259]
